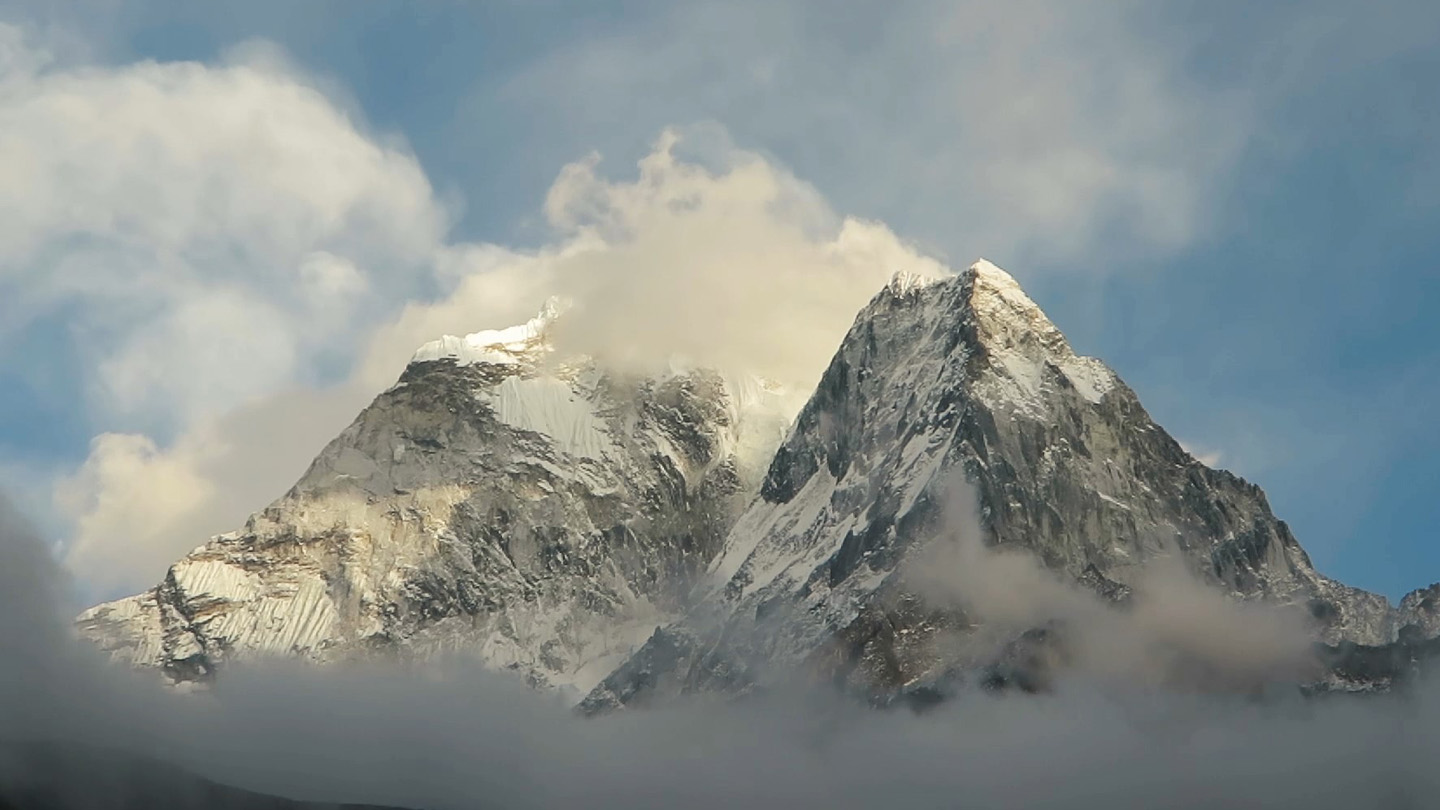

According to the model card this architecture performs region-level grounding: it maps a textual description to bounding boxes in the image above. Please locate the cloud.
[0,24,446,435]
[496,0,1251,272]
[51,111,947,594]
[3,498,1440,810]
[57,383,375,595]
[1178,440,1224,469]
[0,26,445,593]
[905,479,1316,691]
[534,127,946,396]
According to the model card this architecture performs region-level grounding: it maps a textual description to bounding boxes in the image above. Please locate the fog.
[904,481,1320,692]
[3,495,1437,809]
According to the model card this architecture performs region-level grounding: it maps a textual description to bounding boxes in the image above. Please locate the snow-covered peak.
[960,258,1117,408]
[410,298,567,367]
[965,258,1053,329]
[968,257,1034,304]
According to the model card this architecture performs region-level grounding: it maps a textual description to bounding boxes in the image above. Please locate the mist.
[3,493,1437,809]
[904,480,1320,693]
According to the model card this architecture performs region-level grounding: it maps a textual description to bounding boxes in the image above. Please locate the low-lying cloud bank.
[904,481,1321,692]
[4,496,1439,810]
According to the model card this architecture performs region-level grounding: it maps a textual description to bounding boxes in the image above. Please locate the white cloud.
[57,432,215,592]
[539,128,945,395]
[59,122,950,595]
[60,383,377,595]
[0,25,449,592]
[95,289,301,426]
[364,126,948,400]
[0,24,447,433]
[1178,440,1224,469]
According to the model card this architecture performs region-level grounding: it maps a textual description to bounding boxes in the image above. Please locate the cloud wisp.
[904,479,1319,693]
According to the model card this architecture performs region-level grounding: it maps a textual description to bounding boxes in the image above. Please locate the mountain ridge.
[77,259,1438,703]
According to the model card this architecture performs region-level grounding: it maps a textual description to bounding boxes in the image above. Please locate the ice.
[410,298,564,367]
[488,376,615,460]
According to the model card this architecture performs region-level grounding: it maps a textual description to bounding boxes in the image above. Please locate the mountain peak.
[963,258,1055,333]
[967,256,1023,290]
[409,297,568,367]
[949,259,1118,410]
[585,258,1400,712]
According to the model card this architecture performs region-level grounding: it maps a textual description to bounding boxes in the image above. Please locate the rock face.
[583,261,1410,709]
[77,307,789,697]
[1396,583,1440,641]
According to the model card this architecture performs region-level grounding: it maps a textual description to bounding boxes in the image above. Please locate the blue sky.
[0,0,1436,603]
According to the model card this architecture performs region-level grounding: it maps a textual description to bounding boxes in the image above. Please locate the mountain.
[581,260,1427,710]
[76,303,790,697]
[78,259,1437,703]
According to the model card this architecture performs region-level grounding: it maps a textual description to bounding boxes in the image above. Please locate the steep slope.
[77,306,789,697]
[584,261,1403,709]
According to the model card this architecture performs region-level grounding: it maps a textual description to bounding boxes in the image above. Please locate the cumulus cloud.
[0,24,446,434]
[51,112,947,593]
[0,27,443,593]
[541,129,944,392]
[57,384,375,595]
[367,127,946,403]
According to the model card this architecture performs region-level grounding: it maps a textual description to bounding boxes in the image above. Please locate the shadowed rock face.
[77,321,790,697]
[584,261,1421,710]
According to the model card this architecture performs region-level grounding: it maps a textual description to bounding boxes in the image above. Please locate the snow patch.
[1061,356,1116,405]
[411,298,565,367]
[967,259,1116,408]
[486,375,615,460]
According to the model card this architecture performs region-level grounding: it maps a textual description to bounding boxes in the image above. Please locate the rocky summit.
[79,260,1438,704]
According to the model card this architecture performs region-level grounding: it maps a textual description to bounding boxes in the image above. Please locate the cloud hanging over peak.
[539,127,948,393]
[47,93,947,594]
[10,3,1250,601]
